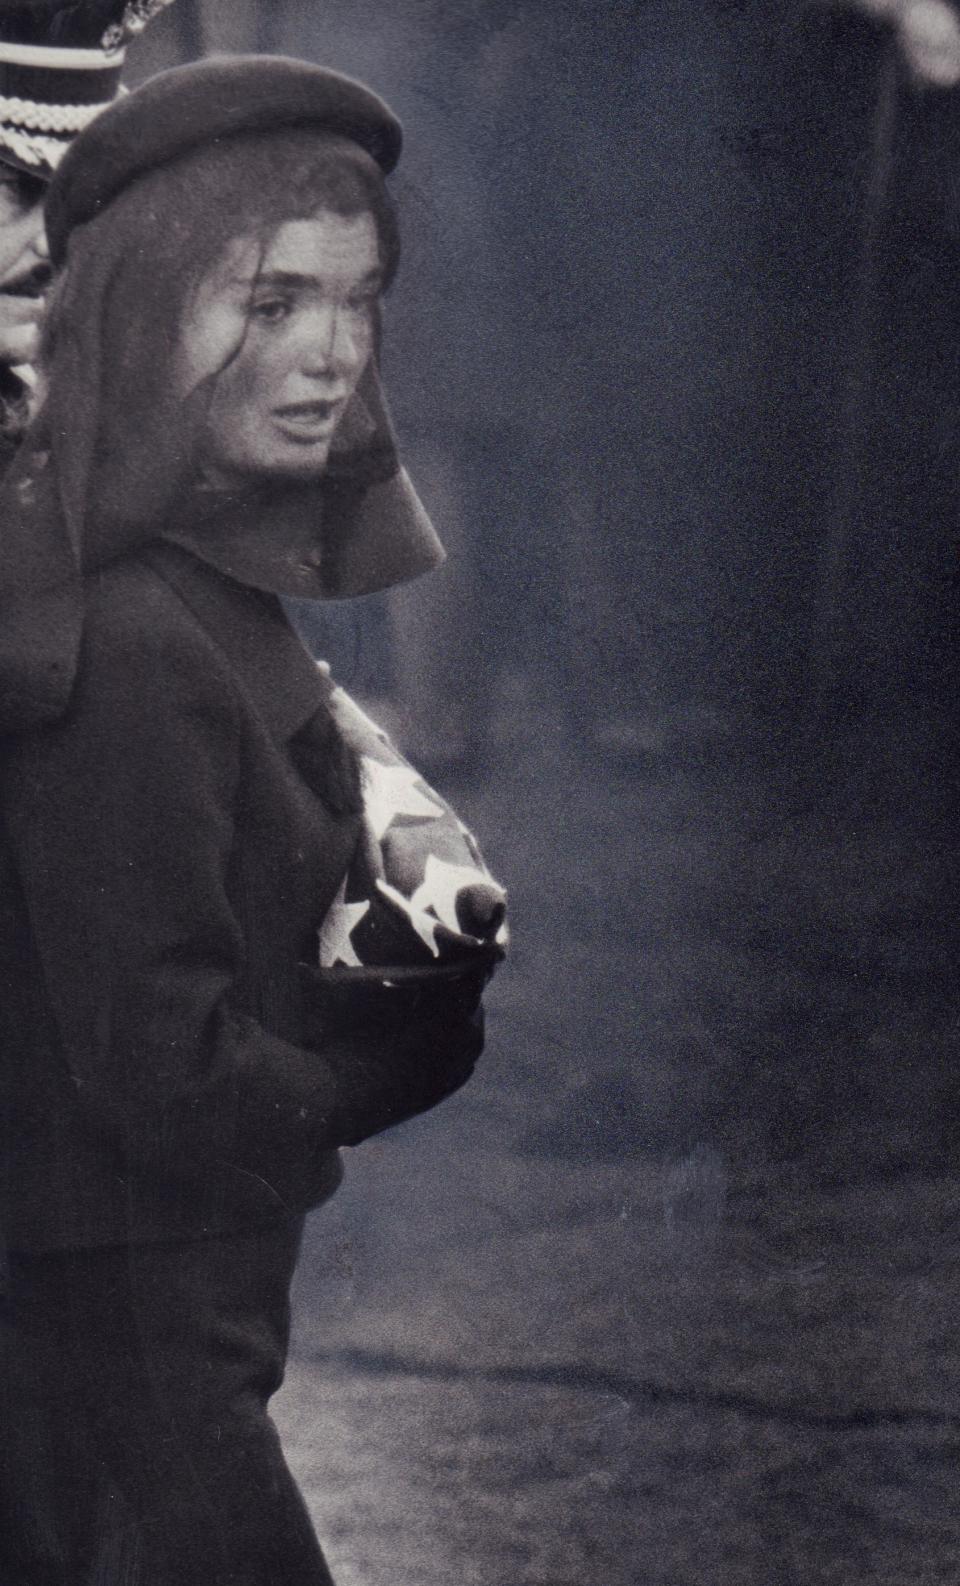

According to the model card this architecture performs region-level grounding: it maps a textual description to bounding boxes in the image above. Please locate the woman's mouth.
[272,399,340,441]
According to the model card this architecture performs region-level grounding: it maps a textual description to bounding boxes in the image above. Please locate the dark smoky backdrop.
[129,5,960,1581]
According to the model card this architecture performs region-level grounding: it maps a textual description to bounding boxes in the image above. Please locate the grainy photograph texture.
[1,2,960,1583]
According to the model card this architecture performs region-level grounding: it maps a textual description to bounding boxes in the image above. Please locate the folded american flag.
[317,685,508,972]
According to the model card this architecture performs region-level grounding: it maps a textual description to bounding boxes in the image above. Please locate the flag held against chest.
[317,684,508,972]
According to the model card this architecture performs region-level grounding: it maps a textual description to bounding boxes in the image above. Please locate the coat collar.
[160,466,444,603]
[144,541,328,745]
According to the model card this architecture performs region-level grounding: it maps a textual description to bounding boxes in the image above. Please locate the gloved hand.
[298,958,490,1146]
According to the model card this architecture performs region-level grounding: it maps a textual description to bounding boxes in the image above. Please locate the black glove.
[298,956,491,1146]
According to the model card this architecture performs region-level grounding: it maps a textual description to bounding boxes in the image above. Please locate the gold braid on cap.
[102,0,176,54]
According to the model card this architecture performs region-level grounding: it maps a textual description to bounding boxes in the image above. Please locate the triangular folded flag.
[317,685,508,971]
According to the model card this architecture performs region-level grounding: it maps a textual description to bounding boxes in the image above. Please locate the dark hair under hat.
[46,54,404,266]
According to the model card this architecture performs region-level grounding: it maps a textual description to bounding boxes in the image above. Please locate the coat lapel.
[145,541,364,823]
[144,541,329,745]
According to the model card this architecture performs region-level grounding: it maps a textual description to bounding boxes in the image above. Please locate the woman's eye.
[250,297,291,324]
[346,292,378,313]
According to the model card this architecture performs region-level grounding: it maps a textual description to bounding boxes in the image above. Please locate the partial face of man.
[176,210,381,486]
[0,163,48,290]
[0,162,50,368]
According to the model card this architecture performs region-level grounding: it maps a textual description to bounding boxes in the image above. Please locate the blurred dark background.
[125,5,960,1579]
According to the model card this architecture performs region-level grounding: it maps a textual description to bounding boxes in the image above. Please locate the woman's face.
[175,208,381,486]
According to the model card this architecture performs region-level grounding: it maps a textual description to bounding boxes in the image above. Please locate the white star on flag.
[318,878,370,968]
[409,854,499,935]
[360,756,445,841]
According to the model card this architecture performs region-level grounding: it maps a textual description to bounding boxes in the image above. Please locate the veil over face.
[0,125,442,732]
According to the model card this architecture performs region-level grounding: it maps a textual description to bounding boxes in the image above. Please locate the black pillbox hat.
[46,54,404,266]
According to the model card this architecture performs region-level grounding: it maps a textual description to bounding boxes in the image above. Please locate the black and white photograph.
[1,2,960,1582]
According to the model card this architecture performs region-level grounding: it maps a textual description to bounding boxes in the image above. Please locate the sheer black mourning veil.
[0,125,443,732]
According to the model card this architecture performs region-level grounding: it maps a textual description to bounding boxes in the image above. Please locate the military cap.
[46,54,404,267]
[0,2,176,177]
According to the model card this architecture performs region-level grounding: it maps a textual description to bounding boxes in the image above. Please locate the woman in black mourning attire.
[0,54,490,1586]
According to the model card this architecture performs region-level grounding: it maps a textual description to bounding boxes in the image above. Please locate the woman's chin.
[198,444,335,490]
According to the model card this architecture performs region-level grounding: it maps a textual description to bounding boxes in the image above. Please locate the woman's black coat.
[0,541,480,1252]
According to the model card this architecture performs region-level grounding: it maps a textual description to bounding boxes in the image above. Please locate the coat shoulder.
[84,554,219,658]
[78,555,239,713]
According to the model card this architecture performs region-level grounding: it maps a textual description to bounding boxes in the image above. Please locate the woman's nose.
[29,221,49,261]
[298,305,362,376]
